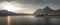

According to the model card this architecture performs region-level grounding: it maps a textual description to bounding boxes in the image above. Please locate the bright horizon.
[0,1,35,14]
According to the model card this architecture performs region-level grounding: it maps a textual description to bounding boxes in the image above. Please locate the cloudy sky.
[0,0,60,14]
[0,0,60,9]
[17,0,60,10]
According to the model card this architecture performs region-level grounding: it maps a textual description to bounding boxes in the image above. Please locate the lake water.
[0,15,60,25]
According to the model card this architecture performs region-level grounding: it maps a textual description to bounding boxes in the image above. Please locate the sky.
[16,0,60,10]
[0,0,60,14]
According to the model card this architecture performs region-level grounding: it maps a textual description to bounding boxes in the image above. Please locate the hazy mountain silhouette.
[0,10,33,16]
[0,10,16,16]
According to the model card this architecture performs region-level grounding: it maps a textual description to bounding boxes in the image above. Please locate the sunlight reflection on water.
[7,16,11,25]
[0,16,60,25]
[7,16,35,25]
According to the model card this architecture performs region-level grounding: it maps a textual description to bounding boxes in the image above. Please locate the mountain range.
[0,10,17,16]
[0,10,32,16]
[34,6,60,16]
[0,6,60,16]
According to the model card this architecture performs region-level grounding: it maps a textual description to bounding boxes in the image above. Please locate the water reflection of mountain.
[34,6,60,17]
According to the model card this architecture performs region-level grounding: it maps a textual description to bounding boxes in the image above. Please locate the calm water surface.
[0,15,60,25]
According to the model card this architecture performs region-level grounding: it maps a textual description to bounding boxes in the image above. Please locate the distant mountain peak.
[43,6,52,10]
[34,6,53,16]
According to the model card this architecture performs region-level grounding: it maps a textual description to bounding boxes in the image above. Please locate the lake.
[0,15,60,25]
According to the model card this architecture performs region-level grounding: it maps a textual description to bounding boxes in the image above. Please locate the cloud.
[16,0,60,10]
[0,0,60,10]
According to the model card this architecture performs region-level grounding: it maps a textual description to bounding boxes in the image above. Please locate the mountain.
[34,6,53,16]
[0,10,33,16]
[56,9,60,13]
[43,6,53,13]
[34,9,44,16]
[0,10,16,16]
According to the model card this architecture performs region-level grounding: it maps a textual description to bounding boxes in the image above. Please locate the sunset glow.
[0,1,26,12]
